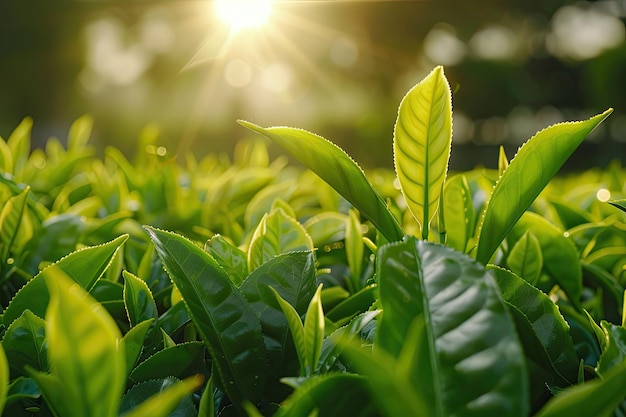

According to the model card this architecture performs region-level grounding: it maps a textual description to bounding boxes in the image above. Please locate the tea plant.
[0,65,624,416]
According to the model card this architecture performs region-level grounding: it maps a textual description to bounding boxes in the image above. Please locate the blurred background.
[1,0,625,171]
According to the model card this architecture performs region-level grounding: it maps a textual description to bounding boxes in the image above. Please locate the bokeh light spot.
[225,59,253,87]
[597,188,611,202]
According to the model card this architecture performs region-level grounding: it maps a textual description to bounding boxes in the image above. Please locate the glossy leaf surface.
[506,230,543,285]
[205,234,248,286]
[442,174,474,252]
[238,121,404,242]
[2,310,48,378]
[490,266,579,384]
[123,270,159,327]
[145,226,267,410]
[393,65,452,239]
[476,109,612,264]
[374,237,528,417]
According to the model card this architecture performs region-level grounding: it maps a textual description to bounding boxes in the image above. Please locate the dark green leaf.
[123,270,159,327]
[374,237,528,417]
[129,342,206,385]
[145,226,268,410]
[120,376,203,417]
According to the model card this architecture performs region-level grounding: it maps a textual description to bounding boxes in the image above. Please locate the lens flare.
[214,0,274,32]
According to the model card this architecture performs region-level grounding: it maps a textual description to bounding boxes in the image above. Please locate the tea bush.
[0,66,625,416]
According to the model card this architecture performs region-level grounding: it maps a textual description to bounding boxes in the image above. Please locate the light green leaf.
[129,342,206,385]
[0,342,8,413]
[121,375,203,417]
[374,238,528,417]
[3,234,129,326]
[0,187,29,261]
[535,359,626,417]
[393,65,452,239]
[145,226,268,411]
[198,374,214,417]
[345,209,364,292]
[204,234,248,286]
[498,145,509,177]
[271,287,306,376]
[43,267,125,417]
[0,136,13,173]
[237,121,404,242]
[123,270,159,327]
[509,212,583,309]
[248,207,313,272]
[6,117,32,179]
[507,230,543,285]
[122,319,156,375]
[476,109,612,265]
[304,284,324,375]
[442,174,474,253]
[609,198,626,213]
[67,114,93,150]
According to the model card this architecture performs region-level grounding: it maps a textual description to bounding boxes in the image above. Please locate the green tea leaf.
[0,187,29,261]
[0,136,13,173]
[609,198,626,213]
[476,109,612,265]
[509,212,583,309]
[374,238,528,417]
[535,359,626,417]
[393,65,452,239]
[345,209,364,291]
[2,310,48,378]
[274,373,375,417]
[122,319,156,374]
[271,287,307,376]
[129,342,206,385]
[145,226,267,410]
[238,121,404,242]
[248,207,313,272]
[442,174,474,253]
[304,284,324,375]
[490,266,579,384]
[67,114,93,150]
[239,251,317,384]
[43,267,125,417]
[0,341,8,413]
[123,270,159,327]
[498,145,509,177]
[597,321,626,376]
[3,234,129,326]
[6,117,32,179]
[506,230,543,285]
[204,234,248,286]
[121,376,203,417]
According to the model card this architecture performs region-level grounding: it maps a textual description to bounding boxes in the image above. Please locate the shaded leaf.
[123,270,159,327]
[129,342,206,385]
[506,230,543,285]
[145,226,268,411]
[2,310,48,378]
[121,376,204,417]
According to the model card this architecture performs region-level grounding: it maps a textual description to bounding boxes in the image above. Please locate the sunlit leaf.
[304,284,324,375]
[345,209,364,291]
[271,287,306,376]
[476,109,612,265]
[238,121,404,242]
[609,198,626,213]
[0,186,29,261]
[442,174,474,253]
[0,341,8,413]
[123,270,159,327]
[6,117,32,179]
[597,321,626,376]
[506,230,543,285]
[67,114,93,150]
[204,234,248,286]
[3,234,129,326]
[129,342,206,385]
[122,319,156,375]
[145,226,267,411]
[393,65,452,239]
[248,207,313,272]
[42,267,125,417]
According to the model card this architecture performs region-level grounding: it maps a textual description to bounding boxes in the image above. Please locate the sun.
[214,0,274,32]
